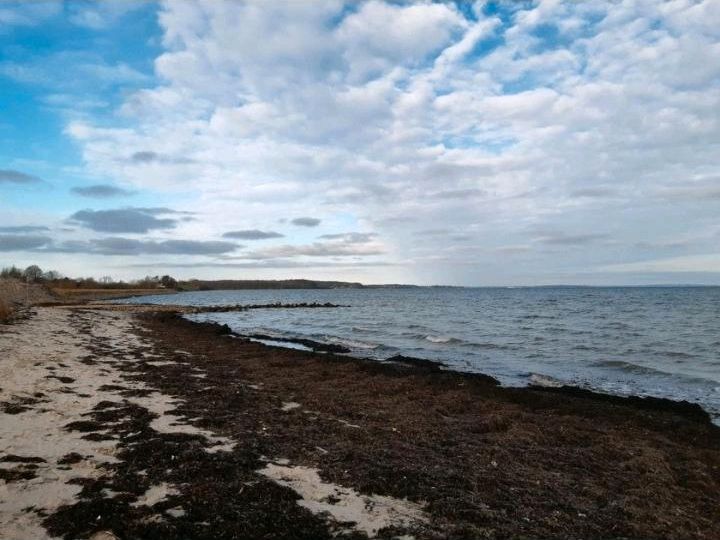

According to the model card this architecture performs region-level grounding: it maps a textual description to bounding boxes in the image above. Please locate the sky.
[0,0,719,286]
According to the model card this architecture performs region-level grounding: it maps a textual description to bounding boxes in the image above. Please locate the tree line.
[0,265,178,290]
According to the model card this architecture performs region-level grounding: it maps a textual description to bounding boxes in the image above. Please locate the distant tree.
[135,275,160,288]
[23,265,43,282]
[42,270,62,281]
[79,277,99,288]
[100,276,113,284]
[1,266,23,279]
[160,275,178,289]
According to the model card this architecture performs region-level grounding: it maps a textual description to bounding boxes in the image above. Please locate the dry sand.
[0,308,430,539]
[0,308,236,539]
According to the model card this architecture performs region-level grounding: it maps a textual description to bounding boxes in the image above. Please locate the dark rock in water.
[385,355,501,385]
[386,354,447,371]
[193,302,348,314]
[217,323,233,335]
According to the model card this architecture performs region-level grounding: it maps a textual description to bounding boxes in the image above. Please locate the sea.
[118,286,720,421]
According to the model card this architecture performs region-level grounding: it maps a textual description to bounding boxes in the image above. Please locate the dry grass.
[52,288,164,295]
[0,299,14,323]
[50,288,175,303]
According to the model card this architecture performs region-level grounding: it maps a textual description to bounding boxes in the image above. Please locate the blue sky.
[1,0,719,285]
[1,1,164,212]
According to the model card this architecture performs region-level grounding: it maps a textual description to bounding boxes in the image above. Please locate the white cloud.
[58,0,720,283]
[336,1,466,82]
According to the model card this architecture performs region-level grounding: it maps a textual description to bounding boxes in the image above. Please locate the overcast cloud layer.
[1,1,719,285]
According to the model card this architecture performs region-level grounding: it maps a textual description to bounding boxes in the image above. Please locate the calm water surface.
[120,287,720,420]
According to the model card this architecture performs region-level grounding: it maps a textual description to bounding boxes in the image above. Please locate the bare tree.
[23,265,43,282]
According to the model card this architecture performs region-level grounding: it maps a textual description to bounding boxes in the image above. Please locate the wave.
[593,359,671,377]
[470,341,517,351]
[324,336,379,350]
[591,360,715,385]
[248,337,313,352]
[660,351,696,359]
[425,335,460,344]
[572,344,601,352]
[528,373,565,388]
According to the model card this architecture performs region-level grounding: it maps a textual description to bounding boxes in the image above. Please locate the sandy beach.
[1,305,719,539]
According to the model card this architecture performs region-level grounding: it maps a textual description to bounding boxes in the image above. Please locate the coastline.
[1,306,719,539]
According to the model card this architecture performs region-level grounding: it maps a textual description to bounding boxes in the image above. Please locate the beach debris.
[258,463,427,538]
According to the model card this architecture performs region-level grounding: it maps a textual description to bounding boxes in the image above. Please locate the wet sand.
[1,306,719,539]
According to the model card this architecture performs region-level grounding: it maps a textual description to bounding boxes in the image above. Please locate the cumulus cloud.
[336,0,466,82]
[222,230,284,240]
[0,169,43,184]
[71,184,134,198]
[69,207,184,233]
[291,217,321,227]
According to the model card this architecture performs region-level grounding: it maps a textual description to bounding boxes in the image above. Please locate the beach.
[1,304,718,539]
